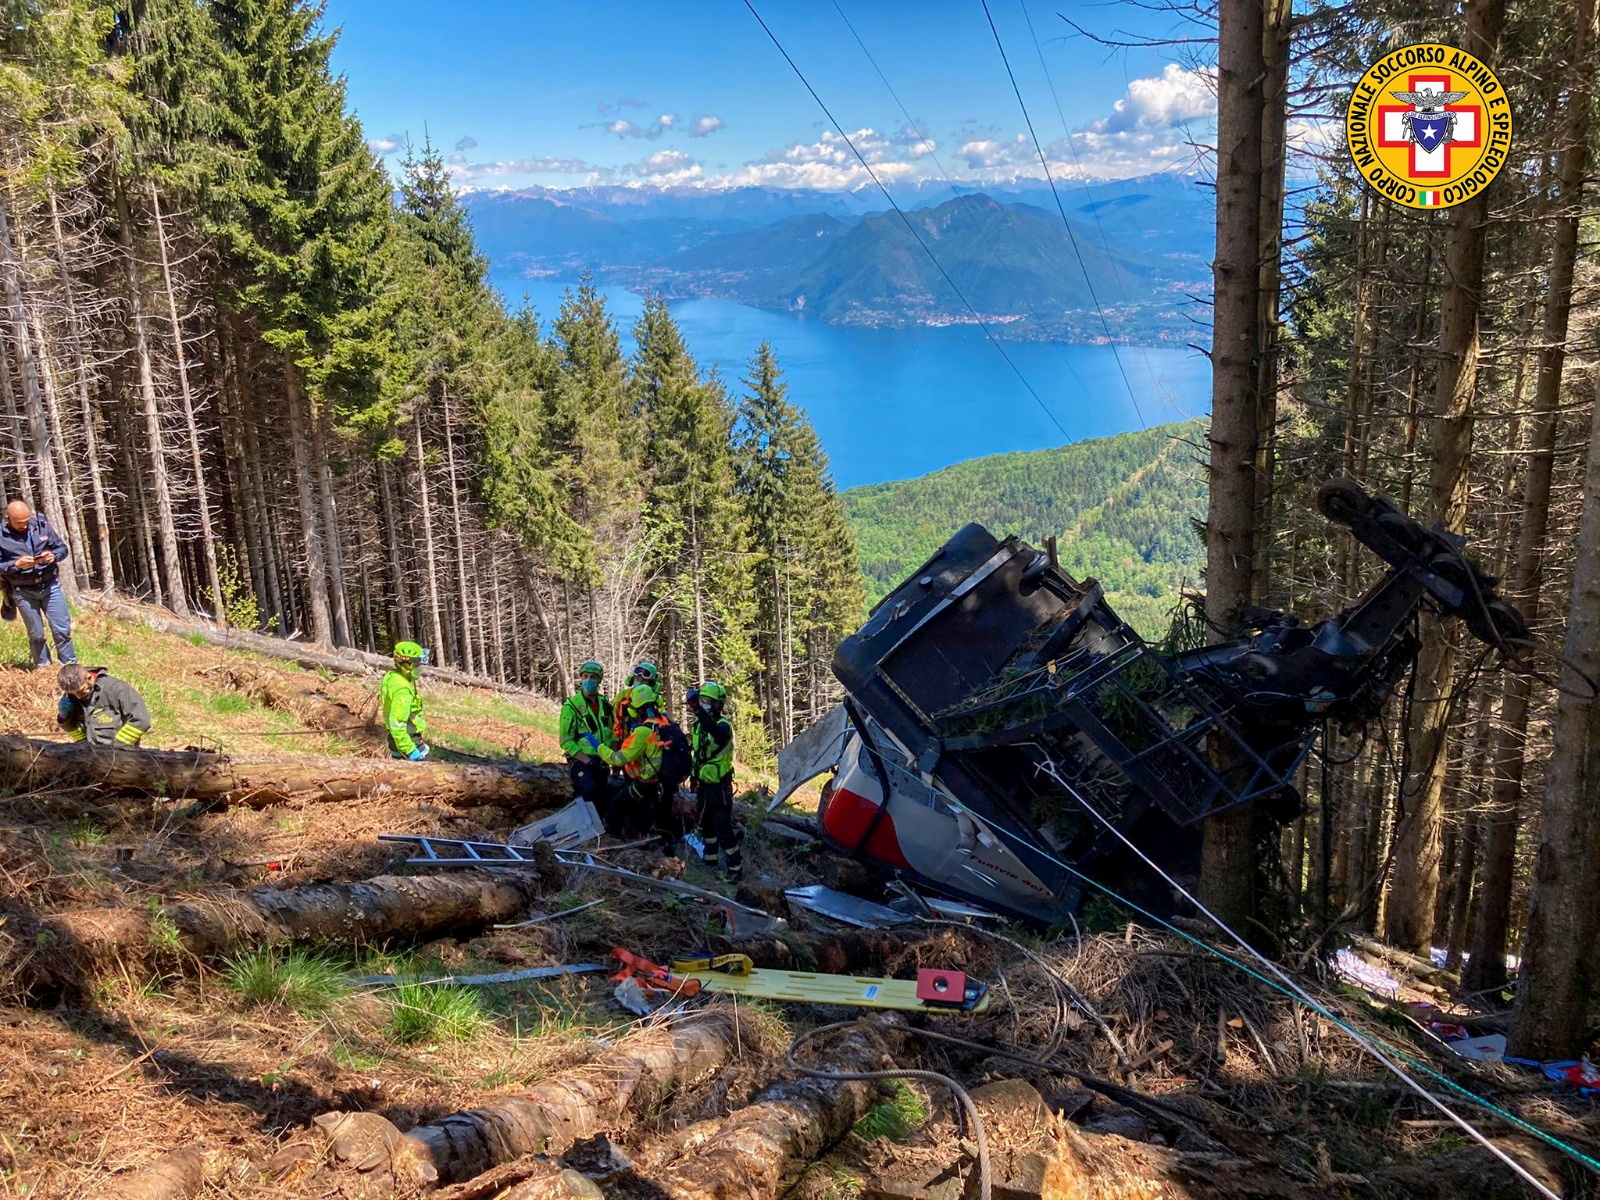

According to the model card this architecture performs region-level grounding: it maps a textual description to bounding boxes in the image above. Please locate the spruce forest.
[7,0,1600,1196]
[0,0,862,764]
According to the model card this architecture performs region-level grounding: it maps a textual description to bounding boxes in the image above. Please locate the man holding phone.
[0,500,74,669]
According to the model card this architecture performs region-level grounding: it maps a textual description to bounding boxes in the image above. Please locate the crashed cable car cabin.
[786,479,1527,925]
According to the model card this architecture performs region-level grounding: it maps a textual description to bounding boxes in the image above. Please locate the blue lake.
[490,271,1212,490]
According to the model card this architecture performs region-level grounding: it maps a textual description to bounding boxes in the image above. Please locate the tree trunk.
[283,357,333,643]
[49,190,116,588]
[1198,0,1272,931]
[627,1024,888,1200]
[441,386,479,676]
[148,183,224,620]
[216,661,381,747]
[307,1011,741,1191]
[1385,0,1506,953]
[1465,0,1594,995]
[310,401,352,646]
[1513,367,1600,1059]
[0,190,76,595]
[378,455,413,643]
[17,871,548,995]
[0,736,570,810]
[113,181,187,614]
[415,414,447,660]
[99,1146,227,1200]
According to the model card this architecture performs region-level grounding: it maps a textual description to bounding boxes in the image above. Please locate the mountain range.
[467,174,1214,343]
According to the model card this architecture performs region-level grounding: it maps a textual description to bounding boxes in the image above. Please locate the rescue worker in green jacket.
[56,664,151,748]
[688,681,740,879]
[559,660,614,808]
[598,682,665,835]
[381,641,432,760]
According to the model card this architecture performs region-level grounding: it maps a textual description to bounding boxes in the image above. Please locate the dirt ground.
[2,612,1599,1199]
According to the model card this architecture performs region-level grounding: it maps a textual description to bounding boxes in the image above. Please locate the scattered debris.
[352,964,606,988]
[786,883,910,929]
[510,798,605,850]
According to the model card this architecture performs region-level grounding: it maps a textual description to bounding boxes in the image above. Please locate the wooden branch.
[97,1146,227,1200]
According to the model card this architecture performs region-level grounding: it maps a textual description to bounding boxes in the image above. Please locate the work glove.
[56,695,74,729]
[581,733,601,753]
[407,745,429,762]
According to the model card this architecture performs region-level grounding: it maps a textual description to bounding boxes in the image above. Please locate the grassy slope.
[844,421,1207,637]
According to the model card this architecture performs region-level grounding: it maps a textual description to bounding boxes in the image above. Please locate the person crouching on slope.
[57,664,151,748]
[689,681,740,880]
[559,660,614,808]
[382,642,432,760]
[598,682,666,836]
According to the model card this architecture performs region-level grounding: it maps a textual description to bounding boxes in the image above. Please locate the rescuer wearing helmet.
[689,681,740,880]
[382,641,432,760]
[611,660,661,743]
[559,660,615,807]
[598,681,666,835]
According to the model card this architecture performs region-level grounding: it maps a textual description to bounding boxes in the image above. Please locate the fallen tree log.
[0,736,569,809]
[15,869,552,994]
[214,661,383,748]
[93,597,541,697]
[1348,933,1460,989]
[304,1009,741,1191]
[98,1146,228,1200]
[621,1023,888,1200]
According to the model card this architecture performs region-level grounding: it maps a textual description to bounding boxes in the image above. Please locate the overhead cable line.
[829,0,1103,413]
[742,0,1075,444]
[980,0,1148,428]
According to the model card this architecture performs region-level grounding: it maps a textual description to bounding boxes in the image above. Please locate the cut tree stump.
[15,869,553,994]
[619,1023,890,1200]
[302,1009,742,1191]
[0,735,569,809]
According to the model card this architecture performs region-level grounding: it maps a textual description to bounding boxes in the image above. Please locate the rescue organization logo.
[1344,43,1512,210]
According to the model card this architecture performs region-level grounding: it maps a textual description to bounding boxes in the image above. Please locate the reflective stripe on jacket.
[602,722,663,781]
[559,692,615,758]
[691,717,734,784]
[57,670,151,748]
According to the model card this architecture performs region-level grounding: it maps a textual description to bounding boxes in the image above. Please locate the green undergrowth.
[853,1080,929,1142]
[224,948,350,1016]
[385,981,488,1044]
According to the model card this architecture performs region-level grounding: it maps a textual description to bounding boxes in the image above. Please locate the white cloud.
[955,134,1030,170]
[626,149,699,177]
[601,114,678,140]
[446,156,608,182]
[455,135,478,151]
[367,133,404,155]
[1090,64,1216,133]
[688,114,724,137]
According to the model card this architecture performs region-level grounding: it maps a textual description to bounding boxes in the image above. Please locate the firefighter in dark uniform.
[56,664,152,748]
[689,681,740,880]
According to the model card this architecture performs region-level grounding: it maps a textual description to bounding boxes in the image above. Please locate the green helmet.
[578,659,604,679]
[698,681,728,702]
[631,661,659,685]
[393,641,426,663]
[630,682,660,710]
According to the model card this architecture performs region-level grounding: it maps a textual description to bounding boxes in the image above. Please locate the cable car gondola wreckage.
[780,479,1528,926]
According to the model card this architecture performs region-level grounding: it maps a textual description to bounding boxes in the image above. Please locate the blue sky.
[326,0,1223,191]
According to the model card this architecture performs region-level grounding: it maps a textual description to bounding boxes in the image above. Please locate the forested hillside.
[0,0,861,760]
[845,422,1205,633]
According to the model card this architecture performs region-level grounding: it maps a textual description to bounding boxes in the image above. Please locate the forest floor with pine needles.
[1,609,1598,1199]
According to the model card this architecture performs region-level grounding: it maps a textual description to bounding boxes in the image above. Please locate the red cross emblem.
[1376,72,1482,177]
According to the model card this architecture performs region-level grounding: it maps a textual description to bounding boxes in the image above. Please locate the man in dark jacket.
[0,501,74,668]
[57,664,152,748]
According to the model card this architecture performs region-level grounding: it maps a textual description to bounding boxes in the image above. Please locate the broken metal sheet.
[510,798,605,850]
[1449,1034,1507,1063]
[680,964,991,1013]
[886,892,1004,922]
[785,884,911,930]
[352,963,606,987]
[772,703,850,811]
